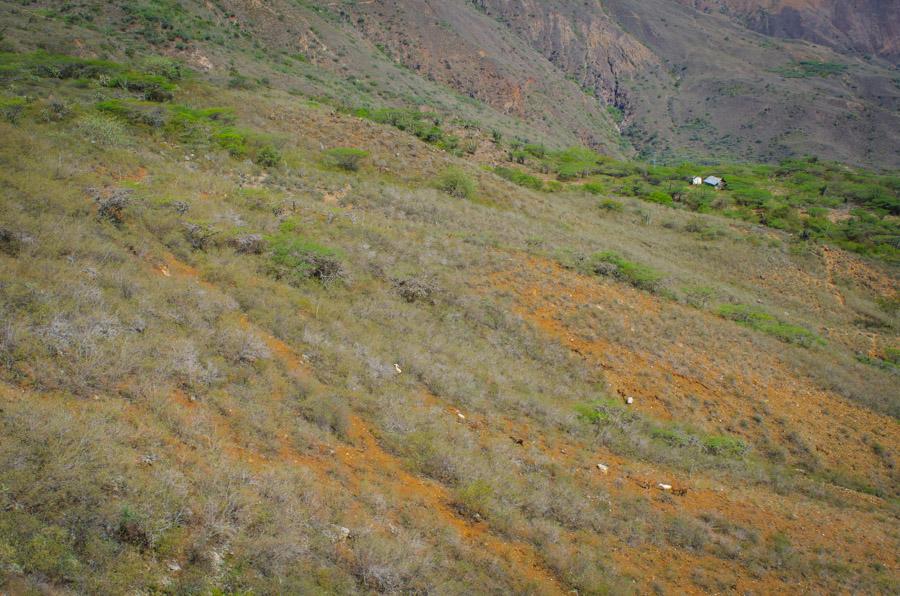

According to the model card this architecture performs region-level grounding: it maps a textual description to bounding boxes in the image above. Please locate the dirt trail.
[151,250,566,594]
[821,245,847,306]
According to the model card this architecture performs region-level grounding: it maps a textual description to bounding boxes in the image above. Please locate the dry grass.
[0,43,897,596]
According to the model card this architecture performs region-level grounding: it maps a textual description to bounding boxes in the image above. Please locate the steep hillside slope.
[0,3,898,595]
[471,0,660,113]
[474,0,900,166]
[343,0,627,152]
[604,0,900,166]
[6,0,899,166]
[678,0,900,63]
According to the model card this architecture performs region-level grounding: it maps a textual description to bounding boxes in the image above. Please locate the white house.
[704,176,725,189]
[691,176,703,185]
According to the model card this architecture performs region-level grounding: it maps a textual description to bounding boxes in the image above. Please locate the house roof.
[704,176,723,185]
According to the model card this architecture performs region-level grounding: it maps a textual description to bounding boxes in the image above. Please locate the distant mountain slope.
[2,0,897,166]
[603,0,900,166]
[342,0,627,152]
[471,0,659,112]
[677,0,900,63]
[471,0,900,167]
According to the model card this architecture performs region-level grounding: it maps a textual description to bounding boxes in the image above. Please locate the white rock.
[625,396,634,405]
[208,550,224,570]
[325,524,351,543]
[657,483,672,491]
[597,463,609,474]
[393,363,402,374]
[167,560,182,572]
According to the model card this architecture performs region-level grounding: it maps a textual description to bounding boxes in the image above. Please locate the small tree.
[436,167,476,200]
[254,144,281,167]
[323,147,368,171]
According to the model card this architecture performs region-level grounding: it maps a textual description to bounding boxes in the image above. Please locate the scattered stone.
[140,454,157,465]
[625,396,634,405]
[325,524,351,543]
[393,363,402,374]
[657,483,672,491]
[208,550,224,570]
[597,463,609,474]
[166,560,182,572]
[456,410,466,420]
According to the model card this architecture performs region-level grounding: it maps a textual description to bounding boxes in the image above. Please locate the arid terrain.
[0,1,898,594]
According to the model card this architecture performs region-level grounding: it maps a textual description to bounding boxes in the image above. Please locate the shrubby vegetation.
[322,147,368,171]
[587,251,665,292]
[0,42,896,596]
[435,167,476,199]
[0,51,177,101]
[493,166,544,191]
[773,60,848,78]
[497,142,898,262]
[717,304,824,347]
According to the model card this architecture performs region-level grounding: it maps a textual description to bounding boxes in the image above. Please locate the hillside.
[677,0,900,63]
[1,2,899,595]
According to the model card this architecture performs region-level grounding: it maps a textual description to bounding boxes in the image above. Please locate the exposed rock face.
[472,0,660,111]
[677,0,900,63]
[183,0,898,166]
[342,0,628,152]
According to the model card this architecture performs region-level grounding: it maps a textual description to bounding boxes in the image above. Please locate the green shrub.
[255,144,282,167]
[651,426,692,448]
[96,99,167,127]
[166,105,236,144]
[544,180,563,192]
[436,167,476,199]
[0,51,174,100]
[588,251,664,292]
[645,190,674,206]
[323,147,368,171]
[552,147,604,181]
[74,113,129,146]
[582,182,606,195]
[0,96,26,123]
[598,199,624,212]
[523,143,546,158]
[494,166,543,191]
[214,127,249,157]
[266,232,344,285]
[681,285,715,308]
[574,399,625,425]
[717,304,824,347]
[360,107,450,146]
[774,60,847,78]
[453,480,494,519]
[509,149,528,164]
[140,55,184,81]
[23,526,81,581]
[702,435,747,457]
[575,402,610,424]
[607,105,625,123]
